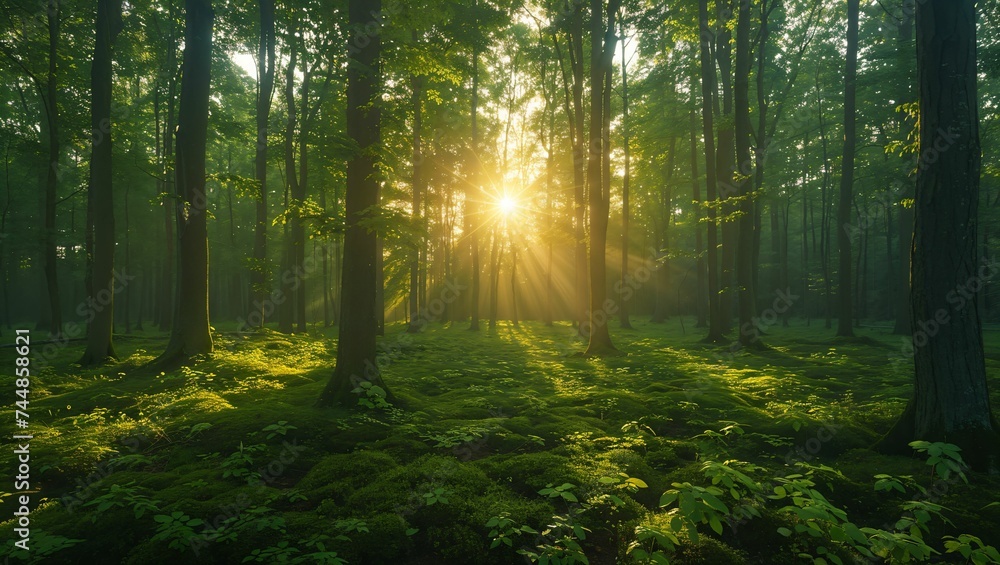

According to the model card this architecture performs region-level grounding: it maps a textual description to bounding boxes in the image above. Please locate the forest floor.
[1,319,1000,564]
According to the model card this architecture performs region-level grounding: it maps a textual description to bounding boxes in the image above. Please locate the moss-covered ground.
[1,319,999,563]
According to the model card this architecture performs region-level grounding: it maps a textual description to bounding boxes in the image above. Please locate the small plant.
[659,481,730,541]
[596,473,648,507]
[517,513,591,565]
[944,534,1000,564]
[420,424,491,448]
[692,421,745,446]
[909,441,968,483]
[423,487,454,506]
[353,380,390,409]
[627,524,680,565]
[263,420,297,439]
[539,482,579,504]
[83,482,161,522]
[221,442,267,484]
[152,511,204,552]
[184,422,214,439]
[486,512,538,549]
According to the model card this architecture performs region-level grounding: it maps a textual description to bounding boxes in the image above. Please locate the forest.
[1,0,1000,562]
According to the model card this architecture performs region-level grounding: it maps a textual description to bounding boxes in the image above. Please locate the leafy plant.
[944,534,1000,565]
[152,511,205,552]
[353,380,390,409]
[539,482,579,504]
[263,420,298,439]
[423,487,454,506]
[83,482,161,522]
[909,441,968,483]
[486,512,538,549]
[627,524,679,565]
[221,442,267,484]
[517,513,590,565]
[659,481,730,542]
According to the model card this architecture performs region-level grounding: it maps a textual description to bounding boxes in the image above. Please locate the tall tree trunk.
[293,45,311,333]
[79,0,123,365]
[408,73,424,333]
[699,0,724,343]
[278,31,298,334]
[42,0,62,336]
[249,0,275,329]
[468,41,481,331]
[715,0,736,335]
[156,0,214,364]
[619,26,632,330]
[735,0,756,347]
[159,4,177,332]
[836,0,859,337]
[567,3,589,331]
[318,0,389,406]
[691,106,707,328]
[879,0,999,472]
[583,0,621,356]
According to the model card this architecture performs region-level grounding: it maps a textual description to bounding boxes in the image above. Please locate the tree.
[583,0,622,356]
[156,0,214,365]
[79,0,124,366]
[836,0,858,337]
[249,0,275,329]
[319,0,390,407]
[698,0,724,343]
[878,0,999,472]
[734,0,755,347]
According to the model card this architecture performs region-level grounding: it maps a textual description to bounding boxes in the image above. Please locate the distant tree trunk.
[567,5,588,331]
[619,27,632,330]
[278,31,299,334]
[250,0,275,329]
[468,41,481,331]
[699,0,724,343]
[42,0,62,336]
[652,127,676,324]
[836,0,858,337]
[817,67,833,329]
[583,0,621,356]
[156,0,214,365]
[735,0,756,347]
[691,106,707,328]
[408,73,424,333]
[78,0,122,365]
[878,0,999,472]
[511,241,519,327]
[318,0,389,407]
[293,44,312,334]
[488,228,500,330]
[715,0,736,335]
[159,4,177,332]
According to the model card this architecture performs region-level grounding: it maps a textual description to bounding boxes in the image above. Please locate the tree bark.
[699,0,724,343]
[318,0,389,407]
[878,0,999,472]
[249,0,275,329]
[619,24,632,330]
[79,0,123,366]
[155,0,214,365]
[583,0,621,356]
[42,0,62,336]
[836,0,858,337]
[735,0,756,347]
